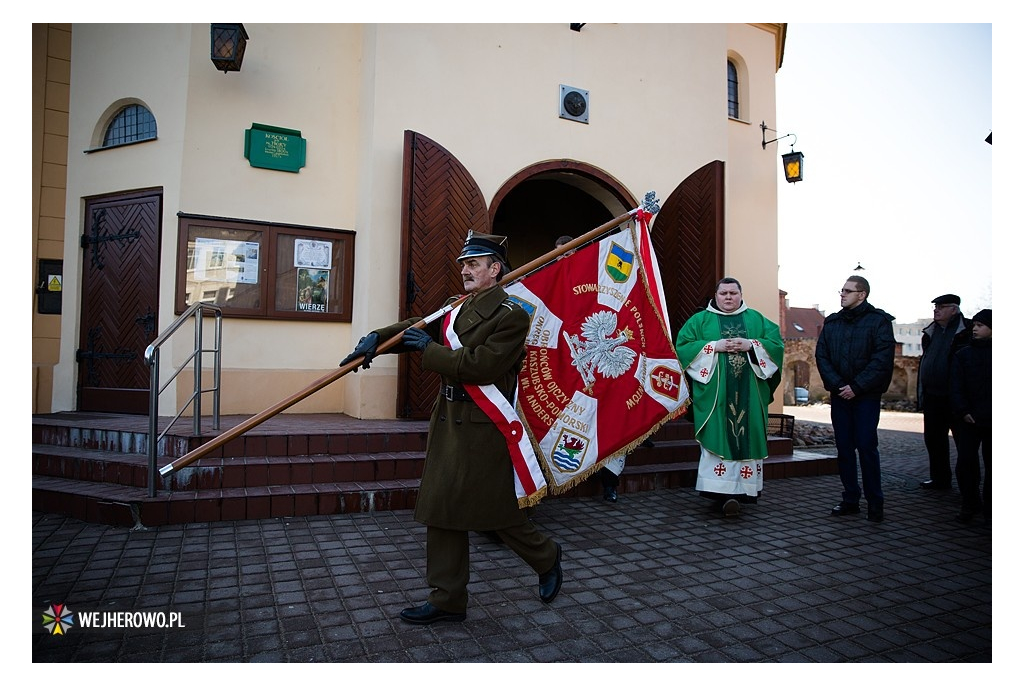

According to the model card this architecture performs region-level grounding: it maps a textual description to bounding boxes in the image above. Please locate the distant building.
[777,291,824,405]
[893,318,930,357]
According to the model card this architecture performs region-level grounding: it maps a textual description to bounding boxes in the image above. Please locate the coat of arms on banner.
[605,242,634,282]
[505,211,689,493]
[563,311,637,390]
[551,429,591,473]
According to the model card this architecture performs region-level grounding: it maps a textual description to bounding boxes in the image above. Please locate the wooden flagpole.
[159,194,658,477]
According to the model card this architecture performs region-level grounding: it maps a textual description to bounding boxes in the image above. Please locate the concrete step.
[31,412,824,527]
[32,449,836,528]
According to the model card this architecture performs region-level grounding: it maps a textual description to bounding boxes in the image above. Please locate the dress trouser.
[426,522,558,613]
[955,421,992,516]
[922,393,959,486]
[831,395,883,506]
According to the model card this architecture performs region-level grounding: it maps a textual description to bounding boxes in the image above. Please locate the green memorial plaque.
[244,123,306,173]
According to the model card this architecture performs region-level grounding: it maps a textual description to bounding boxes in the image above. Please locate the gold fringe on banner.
[517,484,549,510]
[522,399,689,500]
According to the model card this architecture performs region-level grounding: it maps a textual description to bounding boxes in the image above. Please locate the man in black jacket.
[815,276,896,523]
[950,309,992,523]
[917,294,973,490]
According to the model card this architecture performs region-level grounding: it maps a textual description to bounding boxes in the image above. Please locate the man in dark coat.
[917,294,973,490]
[815,275,896,523]
[340,232,562,625]
[950,309,992,523]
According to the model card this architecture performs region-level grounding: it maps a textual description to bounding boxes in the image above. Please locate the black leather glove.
[340,332,379,370]
[402,327,433,352]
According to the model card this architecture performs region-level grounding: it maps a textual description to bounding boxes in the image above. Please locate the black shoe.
[867,503,884,522]
[399,602,466,625]
[539,543,563,604]
[831,502,860,516]
[603,486,618,503]
[920,480,951,490]
[722,499,741,517]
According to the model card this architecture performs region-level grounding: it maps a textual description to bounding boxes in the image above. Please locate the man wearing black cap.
[917,294,972,490]
[950,309,992,522]
[340,231,562,624]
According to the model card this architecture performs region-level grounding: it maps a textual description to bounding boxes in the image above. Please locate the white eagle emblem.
[563,311,637,390]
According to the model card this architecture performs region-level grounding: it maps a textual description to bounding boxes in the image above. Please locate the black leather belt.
[442,384,473,402]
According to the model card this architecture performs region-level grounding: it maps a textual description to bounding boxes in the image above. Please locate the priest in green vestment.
[675,277,784,516]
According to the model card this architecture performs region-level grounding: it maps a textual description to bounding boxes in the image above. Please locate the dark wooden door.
[651,160,725,336]
[397,131,490,418]
[77,190,162,413]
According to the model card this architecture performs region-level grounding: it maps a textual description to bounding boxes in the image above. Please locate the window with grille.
[102,104,157,147]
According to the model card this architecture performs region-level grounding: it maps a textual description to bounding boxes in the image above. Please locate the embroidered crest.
[550,428,591,473]
[505,294,535,318]
[650,365,683,401]
[605,242,634,282]
[562,310,637,390]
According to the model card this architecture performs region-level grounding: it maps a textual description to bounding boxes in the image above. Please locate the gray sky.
[775,23,992,323]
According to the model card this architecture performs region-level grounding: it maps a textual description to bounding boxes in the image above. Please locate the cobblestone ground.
[31,407,995,664]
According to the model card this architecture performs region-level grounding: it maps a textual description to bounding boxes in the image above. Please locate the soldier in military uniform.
[340,232,562,624]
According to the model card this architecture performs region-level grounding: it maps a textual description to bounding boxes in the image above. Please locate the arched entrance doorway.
[398,130,724,419]
[490,162,636,268]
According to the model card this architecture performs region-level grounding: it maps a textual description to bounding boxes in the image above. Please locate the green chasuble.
[675,305,784,461]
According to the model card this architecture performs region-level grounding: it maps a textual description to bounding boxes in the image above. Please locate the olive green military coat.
[373,285,531,531]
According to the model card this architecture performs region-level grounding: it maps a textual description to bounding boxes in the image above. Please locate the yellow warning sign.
[48,276,62,292]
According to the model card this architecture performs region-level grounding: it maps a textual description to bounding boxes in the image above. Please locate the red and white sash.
[442,304,547,507]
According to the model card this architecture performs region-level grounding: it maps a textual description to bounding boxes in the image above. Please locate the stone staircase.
[32,411,833,527]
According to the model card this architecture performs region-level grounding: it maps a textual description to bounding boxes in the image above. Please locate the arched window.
[727,60,739,119]
[102,104,157,147]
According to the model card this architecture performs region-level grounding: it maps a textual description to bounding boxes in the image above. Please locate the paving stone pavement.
[30,410,995,664]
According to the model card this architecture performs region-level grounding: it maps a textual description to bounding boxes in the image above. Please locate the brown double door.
[398,131,723,419]
[77,190,162,414]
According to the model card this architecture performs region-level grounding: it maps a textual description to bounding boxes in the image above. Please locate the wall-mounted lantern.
[781,150,805,183]
[761,121,804,183]
[211,24,248,73]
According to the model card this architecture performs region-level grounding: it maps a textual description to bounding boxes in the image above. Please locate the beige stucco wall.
[32,24,72,414]
[53,23,784,419]
[725,23,780,322]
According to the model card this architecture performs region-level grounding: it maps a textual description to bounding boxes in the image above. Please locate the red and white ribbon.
[442,305,547,505]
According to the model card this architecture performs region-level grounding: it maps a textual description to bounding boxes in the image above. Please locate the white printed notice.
[294,239,332,269]
[194,237,259,284]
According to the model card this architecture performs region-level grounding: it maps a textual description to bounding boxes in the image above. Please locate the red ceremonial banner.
[505,213,689,493]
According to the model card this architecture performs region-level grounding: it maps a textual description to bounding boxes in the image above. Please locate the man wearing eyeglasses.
[917,294,972,491]
[815,276,896,523]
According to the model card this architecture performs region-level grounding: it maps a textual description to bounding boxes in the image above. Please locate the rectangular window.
[176,214,355,322]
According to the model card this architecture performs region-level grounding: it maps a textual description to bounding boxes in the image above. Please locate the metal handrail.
[144,302,223,496]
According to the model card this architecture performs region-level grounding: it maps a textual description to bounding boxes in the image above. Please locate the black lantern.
[761,121,805,183]
[781,150,804,183]
[211,24,248,73]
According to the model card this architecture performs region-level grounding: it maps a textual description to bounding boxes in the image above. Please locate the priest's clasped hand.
[402,327,433,351]
[714,338,752,353]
